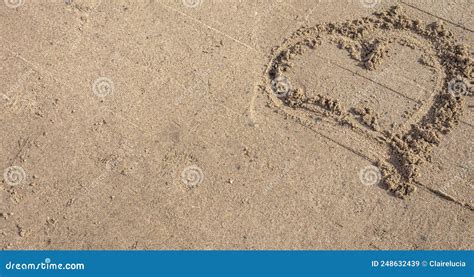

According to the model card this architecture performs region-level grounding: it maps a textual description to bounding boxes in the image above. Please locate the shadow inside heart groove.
[264,6,472,199]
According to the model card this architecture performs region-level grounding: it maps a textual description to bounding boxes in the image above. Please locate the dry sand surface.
[0,0,473,250]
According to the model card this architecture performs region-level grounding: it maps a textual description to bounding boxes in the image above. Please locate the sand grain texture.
[0,0,473,250]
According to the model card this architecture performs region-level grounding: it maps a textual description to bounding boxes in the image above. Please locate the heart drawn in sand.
[263,6,472,198]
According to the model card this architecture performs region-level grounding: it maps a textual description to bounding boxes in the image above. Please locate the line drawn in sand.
[251,6,472,209]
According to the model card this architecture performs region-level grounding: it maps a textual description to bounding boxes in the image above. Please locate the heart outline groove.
[262,6,472,201]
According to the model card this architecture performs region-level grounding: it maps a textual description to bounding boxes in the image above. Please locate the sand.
[265,5,472,200]
[0,0,473,250]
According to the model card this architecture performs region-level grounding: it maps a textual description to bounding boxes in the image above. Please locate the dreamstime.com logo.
[3,0,24,9]
[5,258,85,271]
[92,77,115,98]
[182,0,202,8]
[359,165,382,186]
[359,0,381,8]
[181,165,204,189]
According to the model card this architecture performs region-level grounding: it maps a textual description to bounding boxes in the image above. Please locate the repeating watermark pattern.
[89,157,121,190]
[5,68,34,97]
[181,165,204,188]
[359,165,381,186]
[437,136,473,193]
[92,77,115,98]
[271,76,292,99]
[359,0,381,9]
[447,77,472,97]
[83,144,135,199]
[1,93,16,112]
[174,73,209,106]
[263,160,298,195]
[3,166,27,187]
[182,0,202,8]
[439,169,470,193]
[1,68,35,113]
[105,157,121,171]
[4,0,24,8]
